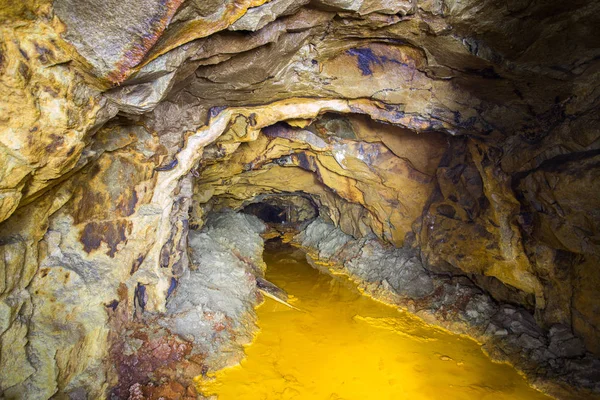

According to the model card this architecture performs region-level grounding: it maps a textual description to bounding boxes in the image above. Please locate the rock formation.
[0,0,599,398]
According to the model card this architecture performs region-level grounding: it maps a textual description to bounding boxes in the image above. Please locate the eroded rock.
[158,212,266,369]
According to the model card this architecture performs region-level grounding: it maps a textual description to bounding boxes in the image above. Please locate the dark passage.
[242,202,288,224]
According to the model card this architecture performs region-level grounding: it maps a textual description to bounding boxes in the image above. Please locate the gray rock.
[296,218,352,259]
[345,240,434,299]
[54,0,181,80]
[105,72,177,115]
[549,324,586,359]
[229,0,310,32]
[492,305,544,338]
[296,219,434,298]
[518,333,545,350]
[562,357,600,391]
[463,293,497,326]
[205,212,267,270]
[159,212,266,366]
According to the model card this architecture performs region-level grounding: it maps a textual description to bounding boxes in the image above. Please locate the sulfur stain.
[197,248,552,400]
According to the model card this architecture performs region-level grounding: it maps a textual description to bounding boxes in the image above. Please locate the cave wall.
[0,0,599,397]
[193,115,448,243]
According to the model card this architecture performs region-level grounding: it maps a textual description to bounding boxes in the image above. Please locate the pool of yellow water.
[198,247,551,400]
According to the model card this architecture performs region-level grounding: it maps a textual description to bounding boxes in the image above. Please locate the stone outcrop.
[0,0,599,398]
[109,212,267,399]
[158,212,267,369]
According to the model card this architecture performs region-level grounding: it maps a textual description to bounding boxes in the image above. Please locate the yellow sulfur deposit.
[198,248,552,400]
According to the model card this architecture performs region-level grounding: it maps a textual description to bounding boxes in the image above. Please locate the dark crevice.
[243,202,288,224]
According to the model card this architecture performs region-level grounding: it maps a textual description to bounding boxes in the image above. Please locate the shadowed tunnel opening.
[240,194,320,227]
[242,202,288,224]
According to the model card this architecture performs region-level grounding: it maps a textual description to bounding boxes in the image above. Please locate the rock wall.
[0,0,599,398]
[194,115,448,244]
[158,212,267,369]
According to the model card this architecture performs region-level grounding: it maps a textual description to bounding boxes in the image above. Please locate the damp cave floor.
[197,246,551,400]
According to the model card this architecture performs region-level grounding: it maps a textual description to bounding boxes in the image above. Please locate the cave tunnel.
[1,1,599,400]
[242,202,289,224]
[240,194,319,227]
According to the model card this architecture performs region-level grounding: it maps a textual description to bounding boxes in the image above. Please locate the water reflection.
[198,247,551,400]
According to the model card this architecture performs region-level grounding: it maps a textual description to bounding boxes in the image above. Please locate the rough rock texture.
[194,115,447,244]
[421,137,544,306]
[111,211,267,399]
[293,218,600,399]
[1,0,599,398]
[0,5,117,224]
[0,124,160,398]
[296,218,434,298]
[159,212,266,368]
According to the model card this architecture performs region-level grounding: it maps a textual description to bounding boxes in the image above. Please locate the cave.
[1,1,600,399]
[241,194,319,227]
[244,202,289,223]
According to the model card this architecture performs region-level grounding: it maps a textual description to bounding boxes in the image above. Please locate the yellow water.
[198,248,551,400]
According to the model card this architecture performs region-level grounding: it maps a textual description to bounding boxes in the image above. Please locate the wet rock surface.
[293,218,600,399]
